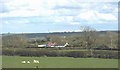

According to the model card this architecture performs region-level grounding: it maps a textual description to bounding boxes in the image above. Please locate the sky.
[0,0,119,33]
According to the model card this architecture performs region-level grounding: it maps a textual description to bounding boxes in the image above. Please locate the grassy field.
[2,56,118,68]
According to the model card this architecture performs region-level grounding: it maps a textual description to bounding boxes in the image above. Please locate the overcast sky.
[0,0,119,33]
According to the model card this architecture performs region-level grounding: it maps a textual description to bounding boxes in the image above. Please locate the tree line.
[2,26,118,49]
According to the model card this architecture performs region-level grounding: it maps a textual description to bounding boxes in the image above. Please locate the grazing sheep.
[33,60,39,63]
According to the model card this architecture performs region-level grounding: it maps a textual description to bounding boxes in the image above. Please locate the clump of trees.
[2,35,28,48]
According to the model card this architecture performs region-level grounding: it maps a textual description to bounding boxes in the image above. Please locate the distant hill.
[2,31,118,39]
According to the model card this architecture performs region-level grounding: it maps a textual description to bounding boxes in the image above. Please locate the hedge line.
[2,48,118,59]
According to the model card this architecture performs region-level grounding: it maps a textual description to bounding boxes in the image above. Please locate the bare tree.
[80,25,97,56]
[106,31,118,49]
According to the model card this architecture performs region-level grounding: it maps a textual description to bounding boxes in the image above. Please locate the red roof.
[47,42,56,47]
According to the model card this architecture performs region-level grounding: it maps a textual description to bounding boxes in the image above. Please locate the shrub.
[2,48,118,59]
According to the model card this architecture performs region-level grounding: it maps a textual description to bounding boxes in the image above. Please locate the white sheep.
[33,60,39,63]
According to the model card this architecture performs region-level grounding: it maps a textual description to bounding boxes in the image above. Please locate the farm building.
[38,44,46,47]
[38,42,69,48]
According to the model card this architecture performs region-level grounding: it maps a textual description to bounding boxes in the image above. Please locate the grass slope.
[2,56,118,68]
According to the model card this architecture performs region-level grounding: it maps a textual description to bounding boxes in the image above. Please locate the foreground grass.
[2,56,118,68]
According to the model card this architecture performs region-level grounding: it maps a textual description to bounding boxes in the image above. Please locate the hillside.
[2,31,118,39]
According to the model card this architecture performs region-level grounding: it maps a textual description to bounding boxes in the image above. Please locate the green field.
[2,56,118,68]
